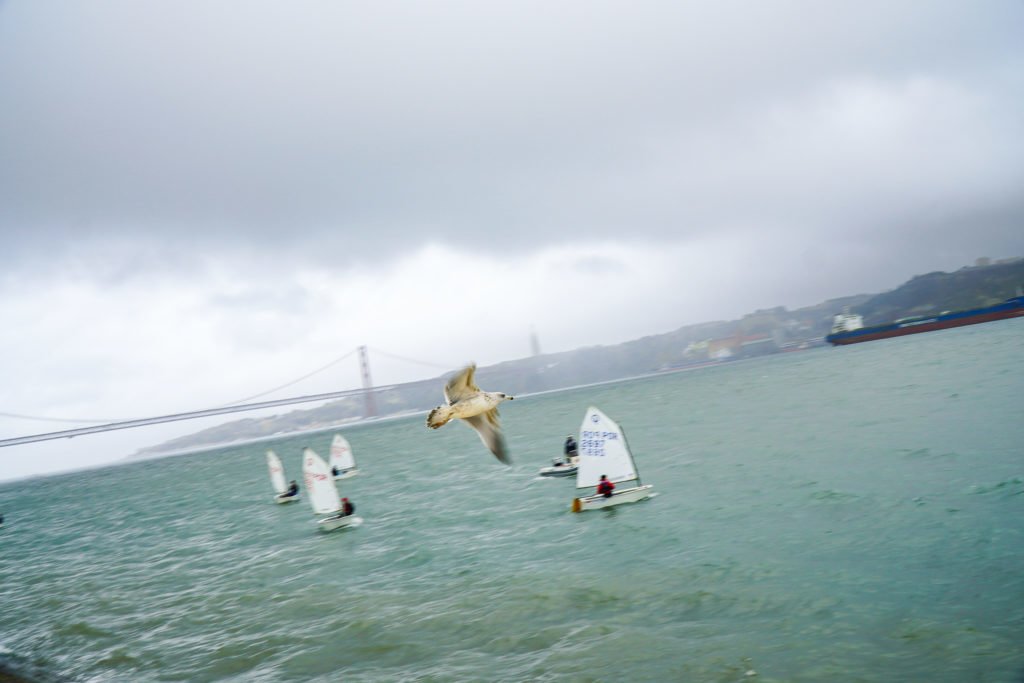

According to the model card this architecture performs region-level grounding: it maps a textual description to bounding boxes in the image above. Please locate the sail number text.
[580,429,619,456]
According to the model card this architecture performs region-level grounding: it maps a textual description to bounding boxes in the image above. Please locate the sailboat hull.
[572,484,653,512]
[274,494,300,505]
[333,469,359,480]
[318,514,362,532]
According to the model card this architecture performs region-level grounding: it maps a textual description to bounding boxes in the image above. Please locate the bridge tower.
[358,345,377,418]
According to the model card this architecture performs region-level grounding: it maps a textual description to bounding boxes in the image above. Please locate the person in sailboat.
[597,475,615,498]
[285,480,299,498]
[331,465,340,477]
[341,497,355,517]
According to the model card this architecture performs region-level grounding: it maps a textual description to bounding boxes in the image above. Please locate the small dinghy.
[571,406,653,512]
[329,433,359,480]
[303,447,362,532]
[539,456,578,477]
[267,450,299,504]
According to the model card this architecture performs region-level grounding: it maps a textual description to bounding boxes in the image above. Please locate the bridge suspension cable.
[219,347,359,406]
[0,348,362,425]
[0,345,457,448]
[0,387,372,449]
[366,347,455,371]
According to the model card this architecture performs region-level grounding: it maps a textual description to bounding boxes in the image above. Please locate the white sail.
[576,406,639,490]
[302,447,342,515]
[329,433,356,472]
[267,450,287,495]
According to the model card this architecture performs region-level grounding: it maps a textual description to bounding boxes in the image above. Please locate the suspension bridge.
[0,346,451,449]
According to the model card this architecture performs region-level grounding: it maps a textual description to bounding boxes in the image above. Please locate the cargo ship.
[826,295,1024,346]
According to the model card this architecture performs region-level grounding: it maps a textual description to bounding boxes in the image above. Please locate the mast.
[620,424,641,487]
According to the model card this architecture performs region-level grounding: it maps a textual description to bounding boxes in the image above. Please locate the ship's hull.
[826,297,1024,346]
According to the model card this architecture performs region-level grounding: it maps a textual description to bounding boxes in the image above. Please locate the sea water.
[1,321,1022,682]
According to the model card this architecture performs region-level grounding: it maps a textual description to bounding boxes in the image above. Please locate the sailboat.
[571,406,654,512]
[302,447,362,532]
[329,433,359,480]
[267,449,299,504]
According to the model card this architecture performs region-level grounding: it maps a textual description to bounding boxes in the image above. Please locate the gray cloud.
[2,0,1022,272]
[2,0,1024,480]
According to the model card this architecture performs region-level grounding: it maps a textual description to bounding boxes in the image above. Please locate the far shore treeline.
[138,257,1024,457]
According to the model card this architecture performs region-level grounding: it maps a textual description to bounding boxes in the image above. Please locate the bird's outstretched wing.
[444,364,479,404]
[464,410,510,465]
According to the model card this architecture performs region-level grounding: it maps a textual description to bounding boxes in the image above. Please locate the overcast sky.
[1,0,1022,481]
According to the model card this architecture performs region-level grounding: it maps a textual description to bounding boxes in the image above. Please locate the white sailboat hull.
[333,468,360,480]
[274,493,299,504]
[318,514,362,532]
[572,484,653,512]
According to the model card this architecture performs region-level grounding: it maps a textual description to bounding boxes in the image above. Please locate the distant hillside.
[852,259,1024,326]
[137,257,1024,456]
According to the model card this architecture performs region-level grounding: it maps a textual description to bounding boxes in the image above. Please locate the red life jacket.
[597,480,614,496]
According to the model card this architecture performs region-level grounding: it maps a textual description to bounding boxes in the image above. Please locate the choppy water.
[1,321,1023,682]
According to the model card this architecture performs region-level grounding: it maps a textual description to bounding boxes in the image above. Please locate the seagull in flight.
[426,364,514,464]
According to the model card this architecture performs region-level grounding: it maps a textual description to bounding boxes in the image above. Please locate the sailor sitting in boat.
[341,498,355,516]
[596,475,615,498]
[284,480,299,497]
[552,435,579,466]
